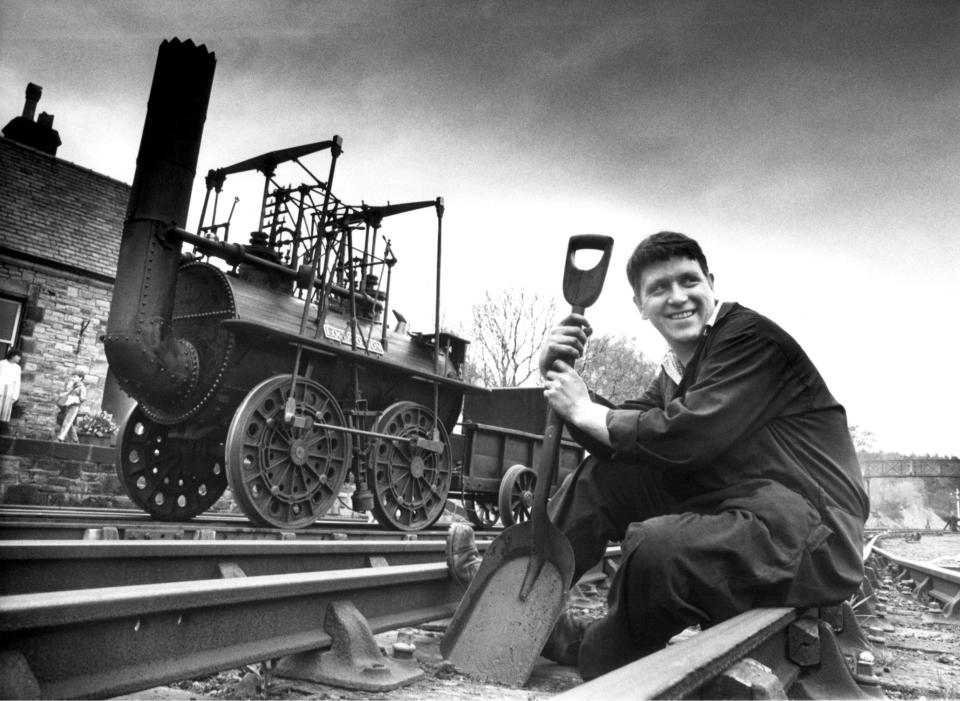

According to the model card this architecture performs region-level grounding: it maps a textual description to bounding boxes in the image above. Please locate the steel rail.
[0,539,617,595]
[0,504,476,541]
[869,544,960,617]
[553,607,800,700]
[0,562,460,699]
[0,538,491,595]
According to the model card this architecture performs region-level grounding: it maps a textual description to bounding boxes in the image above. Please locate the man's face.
[633,256,716,357]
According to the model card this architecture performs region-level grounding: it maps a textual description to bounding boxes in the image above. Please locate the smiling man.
[447,231,869,680]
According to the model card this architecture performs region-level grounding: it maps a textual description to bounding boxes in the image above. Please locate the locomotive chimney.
[103,39,216,414]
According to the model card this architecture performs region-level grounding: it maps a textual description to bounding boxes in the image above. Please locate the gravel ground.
[866,532,960,700]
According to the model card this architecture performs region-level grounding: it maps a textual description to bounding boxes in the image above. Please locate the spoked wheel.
[226,375,351,529]
[498,464,536,527]
[116,405,227,521]
[465,498,500,528]
[368,401,453,531]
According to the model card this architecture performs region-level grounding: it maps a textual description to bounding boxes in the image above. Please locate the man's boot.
[540,610,590,666]
[446,523,482,589]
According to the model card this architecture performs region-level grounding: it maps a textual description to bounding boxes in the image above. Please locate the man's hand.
[538,313,593,377]
[543,360,611,446]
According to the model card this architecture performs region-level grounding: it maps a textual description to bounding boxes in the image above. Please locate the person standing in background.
[0,349,22,430]
[56,365,88,442]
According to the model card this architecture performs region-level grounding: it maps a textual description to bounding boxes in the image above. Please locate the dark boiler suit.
[547,302,869,678]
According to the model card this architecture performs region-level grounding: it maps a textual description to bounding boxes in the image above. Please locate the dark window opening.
[0,295,24,357]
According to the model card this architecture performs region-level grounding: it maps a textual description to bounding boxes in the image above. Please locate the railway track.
[0,511,957,699]
[0,504,462,542]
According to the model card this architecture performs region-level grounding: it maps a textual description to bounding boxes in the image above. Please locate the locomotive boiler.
[105,39,476,531]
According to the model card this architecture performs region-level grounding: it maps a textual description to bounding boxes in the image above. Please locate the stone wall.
[0,261,113,439]
[0,436,239,513]
[0,136,129,440]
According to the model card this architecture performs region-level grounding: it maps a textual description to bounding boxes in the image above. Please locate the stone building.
[0,83,242,514]
[0,83,128,440]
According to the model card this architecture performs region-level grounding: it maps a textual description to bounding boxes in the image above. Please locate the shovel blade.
[441,521,574,686]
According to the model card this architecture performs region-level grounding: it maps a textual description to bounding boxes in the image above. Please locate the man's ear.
[633,294,648,320]
[708,272,715,288]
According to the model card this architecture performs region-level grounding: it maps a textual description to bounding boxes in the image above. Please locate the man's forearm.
[568,401,612,447]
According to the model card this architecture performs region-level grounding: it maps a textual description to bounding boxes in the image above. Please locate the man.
[447,231,868,680]
[56,365,88,442]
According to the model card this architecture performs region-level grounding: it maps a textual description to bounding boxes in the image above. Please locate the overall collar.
[660,300,725,385]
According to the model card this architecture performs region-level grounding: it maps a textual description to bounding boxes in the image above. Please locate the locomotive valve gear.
[445,523,482,590]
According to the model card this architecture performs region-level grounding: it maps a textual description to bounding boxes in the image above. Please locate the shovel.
[441,234,614,685]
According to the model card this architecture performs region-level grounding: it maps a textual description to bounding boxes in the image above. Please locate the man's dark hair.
[626,231,710,290]
[4,349,20,360]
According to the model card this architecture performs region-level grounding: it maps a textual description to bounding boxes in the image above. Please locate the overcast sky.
[2,1,958,456]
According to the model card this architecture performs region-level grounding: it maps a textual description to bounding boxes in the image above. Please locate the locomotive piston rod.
[283,415,445,455]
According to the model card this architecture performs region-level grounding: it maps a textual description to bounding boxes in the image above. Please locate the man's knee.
[622,517,686,566]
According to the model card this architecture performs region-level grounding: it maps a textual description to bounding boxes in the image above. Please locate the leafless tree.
[848,424,876,453]
[577,334,657,405]
[464,287,556,388]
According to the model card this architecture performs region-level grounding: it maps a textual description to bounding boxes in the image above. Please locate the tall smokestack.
[103,38,216,419]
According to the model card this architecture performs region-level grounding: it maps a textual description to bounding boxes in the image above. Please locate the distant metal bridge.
[861,459,960,478]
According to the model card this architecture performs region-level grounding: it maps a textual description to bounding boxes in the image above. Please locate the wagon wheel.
[498,464,536,527]
[368,401,452,531]
[226,375,351,529]
[465,498,500,528]
[116,405,227,521]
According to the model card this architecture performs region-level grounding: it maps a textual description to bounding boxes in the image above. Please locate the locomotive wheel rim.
[368,401,452,532]
[115,406,228,521]
[226,375,350,529]
[465,498,500,529]
[498,463,536,527]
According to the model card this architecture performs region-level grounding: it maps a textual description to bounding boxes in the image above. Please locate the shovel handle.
[525,234,614,591]
[521,405,565,600]
[535,233,613,515]
[563,234,614,310]
[532,409,564,517]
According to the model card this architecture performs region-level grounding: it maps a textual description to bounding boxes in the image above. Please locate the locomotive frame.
[106,39,481,532]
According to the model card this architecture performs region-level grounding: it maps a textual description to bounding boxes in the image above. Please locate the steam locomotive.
[105,39,478,531]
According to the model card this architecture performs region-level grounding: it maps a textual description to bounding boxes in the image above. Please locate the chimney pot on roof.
[3,83,61,155]
[23,83,42,121]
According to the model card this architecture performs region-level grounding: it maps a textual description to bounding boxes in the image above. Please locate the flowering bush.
[75,410,119,437]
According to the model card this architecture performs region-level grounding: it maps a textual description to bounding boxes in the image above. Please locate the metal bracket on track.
[789,606,886,700]
[273,600,424,692]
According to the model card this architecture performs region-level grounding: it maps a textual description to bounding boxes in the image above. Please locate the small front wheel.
[498,464,536,527]
[115,405,227,521]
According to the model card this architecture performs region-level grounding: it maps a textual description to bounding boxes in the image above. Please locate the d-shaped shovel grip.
[520,234,614,601]
[563,234,614,314]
